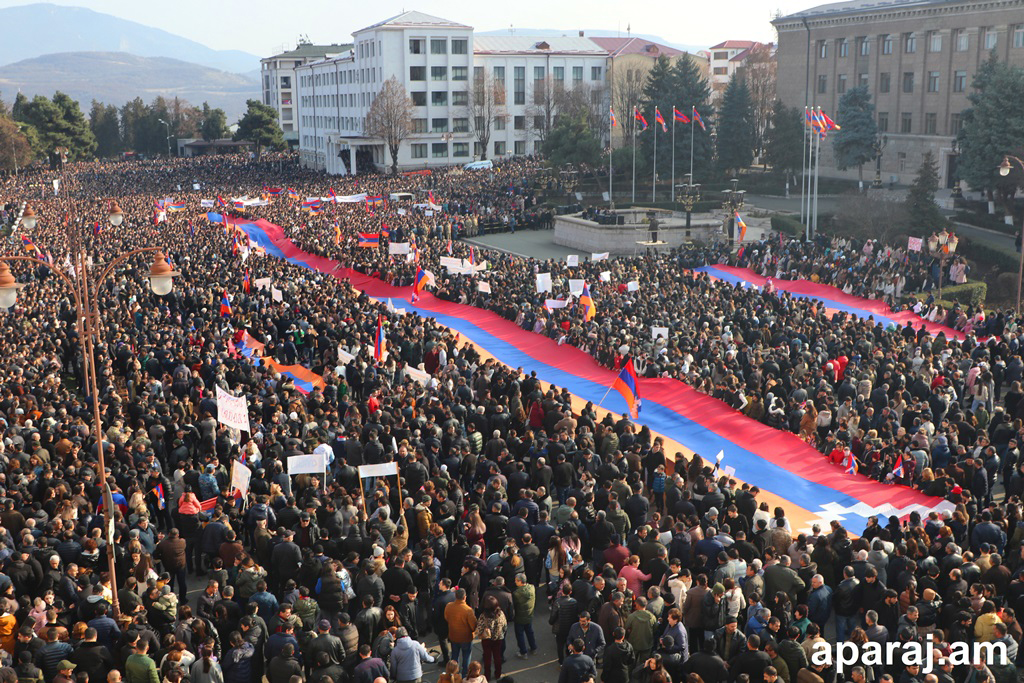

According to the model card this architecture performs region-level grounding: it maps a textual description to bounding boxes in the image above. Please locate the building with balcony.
[260,41,352,145]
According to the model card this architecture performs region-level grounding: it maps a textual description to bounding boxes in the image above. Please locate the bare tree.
[467,71,507,160]
[528,80,607,147]
[611,64,646,141]
[526,77,559,146]
[365,76,413,174]
[737,44,777,161]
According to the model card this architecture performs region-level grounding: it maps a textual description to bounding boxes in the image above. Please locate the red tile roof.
[590,37,686,58]
[709,40,759,50]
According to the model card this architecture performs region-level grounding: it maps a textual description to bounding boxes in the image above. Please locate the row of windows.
[816,69,970,94]
[301,91,376,109]
[409,115,559,133]
[357,40,382,60]
[409,91,470,106]
[875,111,962,135]
[410,66,470,81]
[410,140,528,159]
[301,115,364,132]
[818,26,1024,59]
[409,38,469,55]
[300,67,383,89]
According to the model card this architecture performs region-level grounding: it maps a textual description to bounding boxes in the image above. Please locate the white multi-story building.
[260,42,352,145]
[708,40,764,100]
[293,11,613,174]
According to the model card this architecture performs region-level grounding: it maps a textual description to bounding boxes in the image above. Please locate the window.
[533,116,545,130]
[474,66,483,82]
[553,66,564,82]
[902,72,915,93]
[493,66,505,84]
[839,40,849,57]
[878,112,889,132]
[859,37,870,56]
[494,116,506,131]
[431,66,447,81]
[410,39,425,54]
[901,112,912,133]
[474,116,484,130]
[514,141,526,155]
[818,40,828,59]
[431,118,448,133]
[953,70,967,92]
[410,66,426,81]
[452,67,468,81]
[929,31,942,53]
[713,67,728,76]
[898,152,907,173]
[817,74,827,94]
[452,39,468,54]
[430,39,447,54]
[879,72,890,93]
[984,28,997,50]
[412,91,427,106]
[950,113,962,134]
[514,116,525,130]
[453,142,469,157]
[453,91,468,106]
[453,117,469,132]
[955,29,969,51]
[1015,25,1024,48]
[859,72,869,88]
[904,33,916,53]
[432,143,448,158]
[494,141,506,156]
[924,113,937,134]
[531,66,543,81]
[837,74,847,93]
[413,118,428,133]
[592,66,603,81]
[411,143,427,159]
[514,66,525,105]
[431,91,448,105]
[928,71,939,92]
[573,66,583,84]
[882,34,893,55]
[714,51,729,60]
[473,142,482,157]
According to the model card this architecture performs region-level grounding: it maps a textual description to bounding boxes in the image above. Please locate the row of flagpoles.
[801,106,840,240]
[608,105,707,206]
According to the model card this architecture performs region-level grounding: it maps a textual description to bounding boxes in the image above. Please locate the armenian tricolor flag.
[468,246,476,266]
[333,223,342,244]
[381,223,391,239]
[167,202,186,212]
[301,199,321,211]
[374,314,385,361]
[152,482,166,510]
[328,188,337,200]
[610,107,618,127]
[216,196,227,208]
[633,108,648,132]
[673,107,690,123]
[287,188,299,200]
[692,107,706,131]
[654,107,667,132]
[93,221,102,237]
[612,357,642,419]
[220,291,232,317]
[199,497,218,512]
[735,212,748,242]
[358,232,380,248]
[243,271,251,294]
[579,283,595,322]
[20,236,39,252]
[267,187,283,196]
[413,267,431,300]
[366,196,384,206]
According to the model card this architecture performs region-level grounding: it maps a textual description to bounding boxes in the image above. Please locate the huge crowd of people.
[0,153,1017,683]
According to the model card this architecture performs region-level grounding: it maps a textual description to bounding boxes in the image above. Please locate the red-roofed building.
[708,39,773,101]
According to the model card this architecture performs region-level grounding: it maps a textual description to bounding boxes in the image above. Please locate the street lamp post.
[158,119,172,157]
[721,177,745,248]
[925,229,959,303]
[675,173,702,228]
[872,134,888,189]
[5,203,179,616]
[1000,155,1024,312]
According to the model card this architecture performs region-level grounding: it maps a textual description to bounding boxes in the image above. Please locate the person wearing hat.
[306,618,345,678]
[52,659,76,683]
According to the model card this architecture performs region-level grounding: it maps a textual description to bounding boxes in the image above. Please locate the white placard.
[337,347,355,364]
[592,252,609,262]
[358,462,399,479]
[193,183,201,190]
[478,281,492,293]
[715,450,725,462]
[271,287,283,302]
[254,277,272,291]
[652,326,669,340]
[230,461,252,498]
[569,279,585,295]
[52,179,60,196]
[397,208,407,215]
[288,452,327,475]
[440,256,463,269]
[388,242,410,255]
[425,210,434,216]
[723,465,736,479]
[627,281,640,292]
[201,199,214,208]
[405,366,431,385]
[600,271,611,282]
[545,299,568,309]
[567,255,579,267]
[216,387,251,434]
[536,273,552,293]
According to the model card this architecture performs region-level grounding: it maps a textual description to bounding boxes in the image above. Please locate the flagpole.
[812,107,821,239]
[689,107,695,181]
[609,109,614,208]
[801,106,808,228]
[632,114,637,203]
[652,110,658,202]
[671,112,676,203]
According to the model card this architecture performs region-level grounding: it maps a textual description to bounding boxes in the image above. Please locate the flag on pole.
[446,239,453,256]
[152,482,166,510]
[735,211,748,242]
[20,236,39,252]
[892,454,904,478]
[654,107,667,132]
[333,223,342,244]
[215,196,227,208]
[609,107,618,127]
[243,271,251,294]
[220,291,232,316]
[579,283,596,322]
[93,221,102,237]
[414,267,430,296]
[199,497,218,511]
[612,357,642,419]
[380,223,391,239]
[358,232,380,248]
[692,107,706,131]
[374,314,385,361]
[468,246,476,266]
[287,188,299,200]
[633,108,648,131]
[673,107,690,123]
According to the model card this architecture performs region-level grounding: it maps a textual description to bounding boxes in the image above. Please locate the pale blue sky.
[2,0,816,56]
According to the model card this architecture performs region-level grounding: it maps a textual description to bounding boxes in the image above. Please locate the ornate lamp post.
[3,204,179,616]
[925,228,959,303]
[721,177,745,246]
[872,134,888,189]
[1000,155,1024,312]
[675,173,702,228]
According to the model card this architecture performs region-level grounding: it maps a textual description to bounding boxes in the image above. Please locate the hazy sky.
[2,0,818,56]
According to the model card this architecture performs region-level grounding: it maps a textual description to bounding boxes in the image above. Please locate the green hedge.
[771,215,805,237]
[913,282,988,308]
[959,240,1019,274]
[953,211,1016,236]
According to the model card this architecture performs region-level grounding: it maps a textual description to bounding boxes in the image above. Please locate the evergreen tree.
[905,151,946,230]
[234,99,284,157]
[956,56,1024,210]
[89,101,122,158]
[200,102,229,142]
[832,85,878,185]
[17,92,96,163]
[0,117,32,173]
[765,101,804,178]
[716,76,755,175]
[543,113,601,167]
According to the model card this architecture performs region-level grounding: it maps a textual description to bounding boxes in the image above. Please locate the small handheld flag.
[579,283,596,322]
[414,267,430,296]
[220,291,232,317]
[692,107,706,131]
[333,223,342,245]
[93,221,102,237]
[380,223,391,239]
[735,212,748,242]
[612,357,642,419]
[287,188,299,200]
[374,314,385,361]
[654,107,667,132]
[844,454,858,476]
[673,107,690,124]
[358,232,380,248]
[243,271,251,294]
[152,482,166,510]
[892,454,905,479]
[20,236,39,253]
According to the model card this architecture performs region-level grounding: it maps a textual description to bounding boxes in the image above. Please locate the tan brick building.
[773,0,1024,188]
